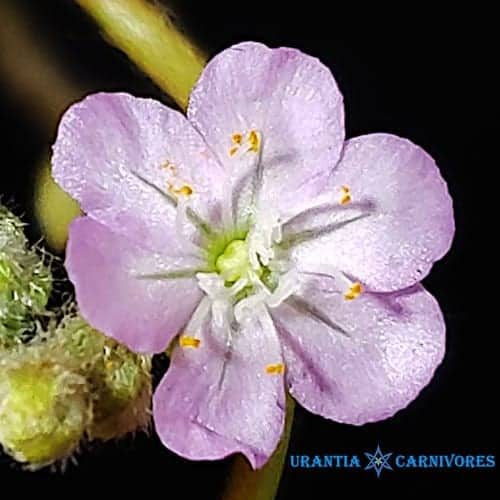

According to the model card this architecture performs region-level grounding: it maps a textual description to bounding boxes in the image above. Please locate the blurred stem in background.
[76,0,206,110]
[1,0,293,496]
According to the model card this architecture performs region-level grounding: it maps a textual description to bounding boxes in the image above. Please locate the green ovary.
[215,239,252,283]
[211,235,278,295]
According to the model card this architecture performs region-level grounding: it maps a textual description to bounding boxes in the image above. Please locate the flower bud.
[0,206,51,349]
[0,353,91,468]
[54,314,152,441]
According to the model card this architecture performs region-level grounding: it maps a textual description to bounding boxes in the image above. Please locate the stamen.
[169,184,193,197]
[133,268,203,280]
[247,211,281,269]
[266,269,299,307]
[185,207,214,237]
[158,159,193,198]
[286,295,349,337]
[340,185,351,205]
[196,272,249,302]
[229,132,243,158]
[178,185,193,196]
[344,282,362,301]
[131,170,176,208]
[228,130,261,157]
[234,287,269,323]
[265,363,285,375]
[216,319,237,390]
[187,297,212,335]
[227,129,264,224]
[248,130,261,153]
[232,133,243,145]
[179,335,201,348]
[279,212,372,250]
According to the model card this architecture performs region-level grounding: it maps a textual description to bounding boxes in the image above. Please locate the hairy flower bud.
[53,314,152,441]
[0,350,91,468]
[0,206,51,349]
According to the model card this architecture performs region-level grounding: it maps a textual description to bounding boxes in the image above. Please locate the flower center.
[215,239,252,284]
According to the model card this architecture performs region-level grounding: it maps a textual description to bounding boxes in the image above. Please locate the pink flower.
[52,42,454,468]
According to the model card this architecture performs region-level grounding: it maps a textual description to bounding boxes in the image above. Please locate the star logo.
[364,445,393,478]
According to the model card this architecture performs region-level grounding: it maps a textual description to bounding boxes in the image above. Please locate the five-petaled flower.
[52,42,454,468]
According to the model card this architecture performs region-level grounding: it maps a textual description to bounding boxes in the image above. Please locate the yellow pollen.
[340,185,351,205]
[169,184,193,196]
[179,336,201,348]
[248,130,260,152]
[105,361,114,371]
[177,185,193,196]
[265,363,285,375]
[344,282,363,301]
[229,146,239,157]
[232,133,243,145]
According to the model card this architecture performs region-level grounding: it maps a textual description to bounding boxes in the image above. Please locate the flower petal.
[52,92,225,251]
[271,275,445,425]
[66,217,203,353]
[287,133,454,291]
[187,42,345,219]
[153,299,285,468]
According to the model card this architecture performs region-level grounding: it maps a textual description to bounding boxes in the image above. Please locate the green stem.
[222,395,295,500]
[76,0,206,110]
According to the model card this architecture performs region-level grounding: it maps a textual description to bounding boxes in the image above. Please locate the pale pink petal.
[188,42,345,219]
[286,133,454,291]
[66,217,203,353]
[271,274,445,424]
[52,92,225,251]
[154,300,285,468]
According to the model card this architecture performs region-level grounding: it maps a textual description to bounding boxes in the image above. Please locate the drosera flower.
[52,42,454,468]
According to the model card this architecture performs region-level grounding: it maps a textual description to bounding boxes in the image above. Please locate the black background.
[0,0,495,496]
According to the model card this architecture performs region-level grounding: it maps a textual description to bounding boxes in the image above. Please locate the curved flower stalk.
[0,206,51,349]
[52,42,454,468]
